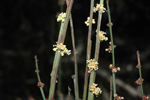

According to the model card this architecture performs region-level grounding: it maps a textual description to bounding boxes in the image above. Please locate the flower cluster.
[57,12,66,22]
[105,42,116,53]
[114,94,124,100]
[93,4,106,13]
[89,83,102,96]
[135,78,144,85]
[85,17,95,26]
[86,59,98,73]
[53,42,71,56]
[37,82,45,88]
[109,64,120,73]
[96,30,108,41]
[142,95,149,100]
[107,22,113,27]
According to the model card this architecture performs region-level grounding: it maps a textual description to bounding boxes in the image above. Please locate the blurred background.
[0,0,150,100]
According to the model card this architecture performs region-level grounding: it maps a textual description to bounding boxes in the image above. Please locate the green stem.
[34,55,46,100]
[106,1,115,66]
[106,0,116,99]
[87,0,104,100]
[57,2,64,100]
[83,0,95,100]
[83,41,92,100]
[57,58,62,99]
[70,13,79,100]
[72,75,79,100]
[136,51,144,98]
[88,71,96,100]
[66,0,79,99]
[48,0,74,100]
[48,51,61,100]
[83,0,94,100]
[40,87,46,100]
[139,67,144,97]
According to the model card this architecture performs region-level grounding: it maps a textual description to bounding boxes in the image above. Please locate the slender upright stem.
[136,51,144,98]
[70,14,79,100]
[106,0,115,66]
[83,0,95,100]
[106,0,116,99]
[48,0,74,100]
[66,0,79,99]
[40,88,46,100]
[68,86,71,100]
[57,57,62,99]
[57,2,64,99]
[139,68,144,97]
[72,75,79,100]
[34,55,46,100]
[87,0,104,100]
[48,51,61,100]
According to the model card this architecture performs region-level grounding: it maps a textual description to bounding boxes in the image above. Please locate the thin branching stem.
[87,0,104,100]
[136,51,144,98]
[70,13,79,100]
[106,0,116,99]
[70,17,79,99]
[66,0,79,99]
[69,13,79,97]
[83,0,95,100]
[48,0,74,100]
[34,55,46,100]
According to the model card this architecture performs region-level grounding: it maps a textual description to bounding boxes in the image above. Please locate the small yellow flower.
[57,12,66,22]
[61,48,71,56]
[85,17,95,26]
[96,30,108,42]
[53,42,71,56]
[53,42,65,51]
[89,83,102,96]
[105,42,116,53]
[61,52,64,56]
[89,83,97,92]
[93,4,106,13]
[109,64,120,73]
[87,59,98,73]
[93,7,97,13]
[99,4,106,13]
[94,87,102,96]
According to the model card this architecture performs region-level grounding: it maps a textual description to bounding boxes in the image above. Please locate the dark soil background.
[0,0,150,100]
